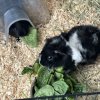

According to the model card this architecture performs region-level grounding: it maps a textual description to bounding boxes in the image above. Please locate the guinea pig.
[39,25,100,72]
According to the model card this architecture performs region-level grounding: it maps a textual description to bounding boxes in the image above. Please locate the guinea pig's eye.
[48,56,53,61]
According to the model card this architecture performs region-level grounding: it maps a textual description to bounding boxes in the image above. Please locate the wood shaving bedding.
[0,0,100,99]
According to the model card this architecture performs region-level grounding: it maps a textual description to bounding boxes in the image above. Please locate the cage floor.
[0,0,100,100]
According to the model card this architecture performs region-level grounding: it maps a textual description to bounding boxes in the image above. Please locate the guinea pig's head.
[39,35,72,69]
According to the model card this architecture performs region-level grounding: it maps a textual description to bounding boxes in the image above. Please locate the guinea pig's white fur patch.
[68,32,86,52]
[67,32,86,65]
[70,46,83,66]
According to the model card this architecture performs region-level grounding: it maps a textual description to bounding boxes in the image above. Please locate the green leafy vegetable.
[55,67,63,73]
[65,97,74,100]
[47,74,55,84]
[22,60,87,99]
[21,67,33,75]
[74,83,87,92]
[32,62,40,74]
[34,85,54,97]
[34,86,39,92]
[52,80,69,95]
[55,72,64,80]
[36,66,52,88]
[21,27,37,48]
[65,79,74,93]
[65,74,77,85]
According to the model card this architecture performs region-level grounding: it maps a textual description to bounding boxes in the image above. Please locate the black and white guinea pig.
[39,25,100,72]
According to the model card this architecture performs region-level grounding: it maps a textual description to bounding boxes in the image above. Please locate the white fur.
[50,38,59,44]
[67,32,86,65]
[68,32,86,52]
[70,47,82,66]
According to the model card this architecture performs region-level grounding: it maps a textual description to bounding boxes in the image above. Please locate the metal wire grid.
[16,92,100,100]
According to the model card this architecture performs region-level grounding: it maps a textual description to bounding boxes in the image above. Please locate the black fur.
[62,25,100,63]
[40,25,100,72]
[9,21,31,41]
[40,36,73,69]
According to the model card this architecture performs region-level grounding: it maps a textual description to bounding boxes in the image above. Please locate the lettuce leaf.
[34,85,54,97]
[36,66,52,88]
[21,27,37,48]
[52,80,69,95]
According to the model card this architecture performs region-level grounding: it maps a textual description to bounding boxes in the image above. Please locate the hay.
[0,0,100,99]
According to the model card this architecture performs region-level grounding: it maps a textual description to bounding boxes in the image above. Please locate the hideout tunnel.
[0,0,50,41]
